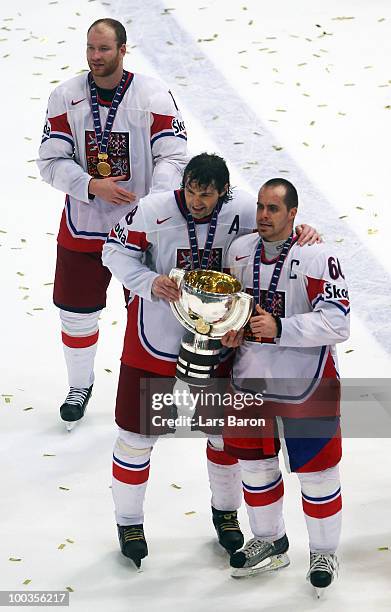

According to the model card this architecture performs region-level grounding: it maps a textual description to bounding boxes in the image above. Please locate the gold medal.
[195,319,211,335]
[97,153,111,177]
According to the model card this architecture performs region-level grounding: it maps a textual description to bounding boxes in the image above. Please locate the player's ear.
[120,43,126,57]
[289,207,298,220]
[219,183,229,197]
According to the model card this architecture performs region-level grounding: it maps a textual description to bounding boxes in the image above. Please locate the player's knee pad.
[207,435,224,451]
[60,309,100,337]
[297,464,340,498]
[116,428,159,458]
[239,456,281,487]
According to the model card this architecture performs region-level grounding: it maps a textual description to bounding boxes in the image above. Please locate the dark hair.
[181,153,232,204]
[261,178,298,211]
[87,18,127,47]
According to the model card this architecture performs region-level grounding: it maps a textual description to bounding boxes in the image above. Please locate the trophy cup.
[169,268,253,385]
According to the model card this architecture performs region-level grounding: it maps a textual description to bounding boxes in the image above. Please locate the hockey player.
[102,154,320,567]
[221,178,350,595]
[37,18,188,429]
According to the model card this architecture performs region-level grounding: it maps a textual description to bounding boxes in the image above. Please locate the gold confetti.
[66,539,75,544]
[9,558,22,562]
[345,349,354,354]
[23,580,31,585]
[356,206,364,210]
[104,368,112,373]
[332,16,355,20]
[111,321,118,325]
[273,145,283,151]
[50,80,60,84]
[171,483,182,489]
[23,407,34,411]
[339,215,348,219]
[43,453,56,457]
[303,142,309,147]
[27,176,37,179]
[378,546,389,550]
[33,307,44,311]
[344,83,355,86]
[58,544,66,550]
[59,486,70,491]
[66,587,74,593]
[185,511,196,515]
[368,229,378,235]
[61,65,70,70]
[378,18,386,23]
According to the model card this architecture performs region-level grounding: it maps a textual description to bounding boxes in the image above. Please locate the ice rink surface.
[0,1,390,610]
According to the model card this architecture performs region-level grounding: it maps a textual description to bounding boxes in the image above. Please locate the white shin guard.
[112,429,159,526]
[297,465,342,553]
[239,457,286,542]
[207,436,242,511]
[60,310,100,388]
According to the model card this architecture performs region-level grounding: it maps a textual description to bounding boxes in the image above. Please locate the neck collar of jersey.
[88,70,134,107]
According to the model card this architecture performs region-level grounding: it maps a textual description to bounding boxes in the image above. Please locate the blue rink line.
[107,0,391,356]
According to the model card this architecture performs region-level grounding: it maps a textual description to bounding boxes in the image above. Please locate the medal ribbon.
[252,232,294,312]
[89,70,128,156]
[186,201,222,270]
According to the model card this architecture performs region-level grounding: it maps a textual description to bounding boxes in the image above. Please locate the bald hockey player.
[37,18,188,430]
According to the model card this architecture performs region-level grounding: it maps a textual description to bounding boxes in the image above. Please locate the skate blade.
[314,587,325,599]
[231,553,290,578]
[65,421,76,432]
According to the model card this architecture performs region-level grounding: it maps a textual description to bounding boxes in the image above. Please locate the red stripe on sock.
[112,462,150,485]
[62,330,99,348]
[244,480,284,507]
[302,495,342,519]
[207,443,238,466]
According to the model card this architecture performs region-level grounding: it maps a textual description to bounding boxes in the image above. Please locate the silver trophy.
[169,268,253,385]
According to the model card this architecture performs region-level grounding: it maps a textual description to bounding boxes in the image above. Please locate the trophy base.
[175,340,221,386]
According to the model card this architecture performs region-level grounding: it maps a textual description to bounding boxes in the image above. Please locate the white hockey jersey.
[227,233,350,412]
[37,71,188,252]
[102,189,256,374]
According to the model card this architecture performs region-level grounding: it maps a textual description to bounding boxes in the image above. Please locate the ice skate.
[230,534,290,578]
[307,552,339,598]
[212,507,244,554]
[60,385,93,431]
[117,524,148,569]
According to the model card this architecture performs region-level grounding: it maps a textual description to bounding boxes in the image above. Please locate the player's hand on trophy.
[250,305,278,339]
[295,223,322,246]
[89,176,137,205]
[221,329,244,348]
[152,275,181,302]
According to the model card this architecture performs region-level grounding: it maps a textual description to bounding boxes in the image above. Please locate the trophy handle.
[169,268,186,287]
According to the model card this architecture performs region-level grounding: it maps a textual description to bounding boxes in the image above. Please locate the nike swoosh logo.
[71,98,86,106]
[235,255,250,261]
[156,217,172,225]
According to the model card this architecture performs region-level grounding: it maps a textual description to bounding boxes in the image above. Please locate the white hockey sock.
[239,457,286,542]
[206,437,242,511]
[112,429,159,526]
[297,465,342,553]
[60,310,100,388]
